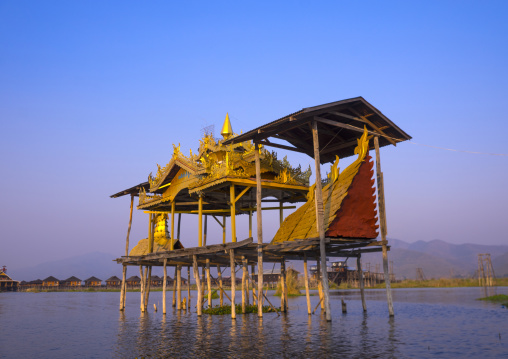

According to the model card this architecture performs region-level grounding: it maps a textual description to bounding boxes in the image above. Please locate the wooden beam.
[234,185,252,204]
[314,116,378,137]
[255,140,309,154]
[349,108,398,146]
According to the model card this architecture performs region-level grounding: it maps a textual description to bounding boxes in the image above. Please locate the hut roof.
[43,276,59,282]
[150,275,161,280]
[223,97,411,164]
[106,276,121,282]
[126,275,141,282]
[84,276,102,282]
[30,279,43,284]
[62,276,82,282]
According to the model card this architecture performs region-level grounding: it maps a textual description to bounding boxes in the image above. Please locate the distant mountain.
[9,252,123,282]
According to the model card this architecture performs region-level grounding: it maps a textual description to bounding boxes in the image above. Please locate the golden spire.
[221,113,233,139]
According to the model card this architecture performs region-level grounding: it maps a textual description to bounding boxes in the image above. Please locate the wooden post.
[317,258,324,310]
[144,266,151,311]
[279,200,283,224]
[312,120,332,321]
[163,259,168,314]
[281,259,287,312]
[198,195,203,247]
[193,255,202,316]
[303,253,311,315]
[177,265,182,310]
[204,215,208,246]
[171,201,175,250]
[374,136,394,317]
[139,266,145,312]
[171,266,177,307]
[230,185,236,243]
[230,249,236,319]
[177,213,182,239]
[249,210,252,238]
[222,215,226,244]
[357,254,367,312]
[206,259,212,308]
[217,265,224,306]
[187,266,191,309]
[201,267,206,306]
[255,143,264,318]
[120,194,134,311]
[244,258,250,306]
[241,256,247,313]
[251,265,257,306]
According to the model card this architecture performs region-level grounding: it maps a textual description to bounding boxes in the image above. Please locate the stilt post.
[171,201,175,251]
[357,254,367,312]
[163,259,168,314]
[374,136,394,316]
[230,249,236,319]
[230,185,236,243]
[303,253,311,315]
[120,194,134,311]
[198,195,203,247]
[312,120,332,321]
[187,266,191,309]
[172,266,177,307]
[206,259,212,308]
[193,255,202,316]
[255,143,264,317]
[241,256,247,313]
[217,265,224,306]
[177,265,182,310]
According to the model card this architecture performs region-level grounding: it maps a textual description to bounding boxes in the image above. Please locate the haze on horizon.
[1,1,507,270]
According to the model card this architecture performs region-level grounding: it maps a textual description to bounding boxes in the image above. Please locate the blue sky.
[1,1,507,268]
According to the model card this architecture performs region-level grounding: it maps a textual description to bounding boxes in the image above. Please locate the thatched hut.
[84,276,102,287]
[42,276,60,287]
[60,276,82,287]
[106,276,122,287]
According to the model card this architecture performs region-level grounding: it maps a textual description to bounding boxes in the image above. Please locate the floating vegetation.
[202,304,278,315]
[478,294,508,307]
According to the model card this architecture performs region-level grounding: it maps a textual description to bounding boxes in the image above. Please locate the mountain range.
[7,239,508,282]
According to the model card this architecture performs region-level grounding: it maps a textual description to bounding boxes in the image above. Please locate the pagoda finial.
[221,113,233,139]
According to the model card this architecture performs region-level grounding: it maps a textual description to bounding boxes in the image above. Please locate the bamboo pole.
[206,259,212,308]
[374,136,394,316]
[139,266,145,312]
[244,258,250,306]
[230,249,236,319]
[193,255,202,316]
[177,213,181,239]
[241,256,246,313]
[171,201,175,251]
[255,143,264,318]
[303,253,311,315]
[187,266,191,309]
[171,266,177,307]
[144,266,151,311]
[312,120,331,321]
[198,195,203,247]
[120,194,134,311]
[217,265,224,306]
[222,215,226,244]
[357,254,367,312]
[279,200,283,224]
[317,259,324,310]
[251,265,257,306]
[177,265,182,310]
[230,185,236,243]
[201,267,206,306]
[163,259,168,314]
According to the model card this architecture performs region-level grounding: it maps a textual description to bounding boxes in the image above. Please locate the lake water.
[0,287,507,358]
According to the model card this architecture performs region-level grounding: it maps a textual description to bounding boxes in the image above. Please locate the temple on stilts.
[111,97,411,319]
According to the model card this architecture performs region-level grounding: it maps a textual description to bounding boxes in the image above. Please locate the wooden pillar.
[312,120,332,321]
[317,258,324,310]
[139,266,145,312]
[144,266,151,311]
[172,266,177,307]
[177,213,182,239]
[279,200,283,224]
[204,215,208,246]
[281,259,287,312]
[222,215,226,244]
[244,258,250,306]
[254,143,264,317]
[177,265,182,310]
[171,201,175,250]
[198,195,203,247]
[201,267,206,305]
[217,265,224,306]
[230,249,236,319]
[206,259,212,308]
[163,259,168,314]
[251,265,257,306]
[230,185,236,243]
[120,194,134,311]
[357,254,367,312]
[374,136,394,317]
[193,255,202,316]
[187,266,191,309]
[241,256,247,313]
[249,210,252,238]
[303,253,311,315]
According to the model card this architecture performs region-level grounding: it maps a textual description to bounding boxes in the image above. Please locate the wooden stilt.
[241,256,247,313]
[187,266,191,309]
[230,185,236,243]
[249,210,252,238]
[251,265,257,306]
[193,255,202,316]
[244,258,250,306]
[177,213,181,239]
[201,267,206,306]
[198,195,203,247]
[177,265,182,310]
[206,259,212,308]
[312,120,332,321]
[217,265,224,306]
[120,194,134,311]
[255,143,264,318]
[304,253,311,315]
[172,266,177,307]
[222,215,226,244]
[204,215,208,246]
[171,201,175,251]
[281,259,287,312]
[139,266,145,312]
[374,136,394,317]
[279,200,283,224]
[144,266,151,311]
[230,249,236,319]
[163,259,168,314]
[317,259,324,310]
[357,254,367,312]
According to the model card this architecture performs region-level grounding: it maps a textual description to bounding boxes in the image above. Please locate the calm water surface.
[0,287,507,358]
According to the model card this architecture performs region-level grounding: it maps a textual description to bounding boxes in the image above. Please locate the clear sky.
[1,1,507,269]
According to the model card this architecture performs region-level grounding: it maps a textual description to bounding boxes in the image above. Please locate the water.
[1,287,507,358]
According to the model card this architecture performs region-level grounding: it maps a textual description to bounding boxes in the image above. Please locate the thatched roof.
[126,275,141,282]
[84,276,102,283]
[62,276,82,283]
[106,276,121,282]
[43,276,59,282]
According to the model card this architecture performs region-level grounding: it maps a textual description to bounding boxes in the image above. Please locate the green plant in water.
[202,304,278,315]
[275,267,302,296]
[478,294,508,307]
